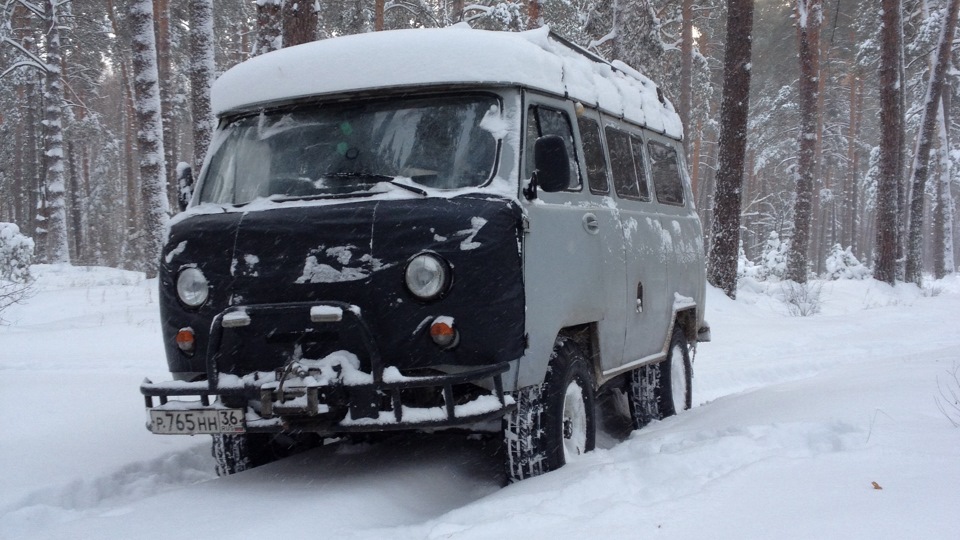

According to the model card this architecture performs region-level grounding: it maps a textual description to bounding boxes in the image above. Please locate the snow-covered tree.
[0,222,34,283]
[129,0,169,276]
[932,89,955,277]
[1,0,71,264]
[190,0,216,171]
[904,0,960,285]
[786,0,822,283]
[256,0,282,55]
[824,244,870,280]
[874,0,904,285]
[707,0,754,299]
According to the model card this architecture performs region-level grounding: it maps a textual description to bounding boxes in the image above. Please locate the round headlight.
[404,253,450,301]
[176,267,209,307]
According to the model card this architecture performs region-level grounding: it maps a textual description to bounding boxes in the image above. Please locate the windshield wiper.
[384,179,427,196]
[323,172,427,197]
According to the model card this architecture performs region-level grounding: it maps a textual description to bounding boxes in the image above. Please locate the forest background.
[0,0,956,288]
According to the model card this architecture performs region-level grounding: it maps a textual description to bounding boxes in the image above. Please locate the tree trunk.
[786,0,822,283]
[190,0,216,171]
[283,1,317,47]
[904,0,960,284]
[528,0,542,29]
[41,0,70,264]
[11,5,31,228]
[375,0,385,30]
[707,0,755,299]
[66,140,83,261]
[845,68,861,253]
[451,0,464,23]
[874,0,903,285]
[129,0,169,277]
[895,3,907,279]
[933,84,955,277]
[154,0,176,209]
[256,0,283,55]
[679,0,693,160]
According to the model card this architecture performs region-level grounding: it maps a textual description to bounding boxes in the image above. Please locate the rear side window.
[648,140,684,206]
[606,127,649,202]
[630,135,651,201]
[577,117,609,194]
[524,106,582,190]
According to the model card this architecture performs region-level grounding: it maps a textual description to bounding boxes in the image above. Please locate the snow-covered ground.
[1,265,958,539]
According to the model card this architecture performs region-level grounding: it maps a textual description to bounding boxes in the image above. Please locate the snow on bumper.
[141,355,514,434]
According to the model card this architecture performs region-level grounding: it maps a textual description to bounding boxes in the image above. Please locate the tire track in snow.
[0,444,215,538]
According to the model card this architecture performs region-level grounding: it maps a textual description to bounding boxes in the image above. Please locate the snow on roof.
[210,26,683,139]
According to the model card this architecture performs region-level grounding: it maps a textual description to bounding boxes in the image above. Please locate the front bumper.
[142,301,515,434]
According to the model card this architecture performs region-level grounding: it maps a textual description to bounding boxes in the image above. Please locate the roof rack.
[546,30,667,106]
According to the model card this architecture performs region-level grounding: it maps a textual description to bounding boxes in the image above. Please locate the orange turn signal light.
[175,328,195,353]
[429,320,457,348]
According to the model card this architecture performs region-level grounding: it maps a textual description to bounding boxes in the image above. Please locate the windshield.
[198,95,502,204]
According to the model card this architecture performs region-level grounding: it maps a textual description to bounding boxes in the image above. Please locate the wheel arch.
[673,307,698,346]
[556,323,601,387]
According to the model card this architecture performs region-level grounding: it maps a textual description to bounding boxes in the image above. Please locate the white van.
[141,26,709,482]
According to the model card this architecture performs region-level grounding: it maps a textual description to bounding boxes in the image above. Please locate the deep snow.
[1,265,959,539]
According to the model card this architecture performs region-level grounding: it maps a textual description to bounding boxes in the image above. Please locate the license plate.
[149,408,245,434]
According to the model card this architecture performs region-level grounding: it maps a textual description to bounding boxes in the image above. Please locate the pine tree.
[708,0,755,298]
[189,0,215,170]
[283,0,318,46]
[1,0,71,263]
[904,0,960,284]
[129,0,169,276]
[786,0,823,283]
[932,86,955,277]
[256,0,282,55]
[874,0,903,285]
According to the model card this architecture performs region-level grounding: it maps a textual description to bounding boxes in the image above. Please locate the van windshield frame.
[198,94,503,205]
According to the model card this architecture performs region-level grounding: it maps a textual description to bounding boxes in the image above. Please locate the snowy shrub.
[737,242,761,280]
[823,244,870,280]
[0,223,35,322]
[754,232,789,281]
[779,280,822,317]
[0,223,35,283]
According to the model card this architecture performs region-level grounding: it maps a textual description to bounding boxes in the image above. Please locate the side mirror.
[525,135,570,199]
[176,164,194,212]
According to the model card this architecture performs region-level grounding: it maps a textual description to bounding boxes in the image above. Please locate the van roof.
[211,26,683,140]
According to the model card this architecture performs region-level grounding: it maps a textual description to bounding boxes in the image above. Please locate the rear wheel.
[660,327,692,417]
[628,326,692,429]
[504,338,596,482]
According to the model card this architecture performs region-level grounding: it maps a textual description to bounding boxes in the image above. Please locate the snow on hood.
[211,26,682,139]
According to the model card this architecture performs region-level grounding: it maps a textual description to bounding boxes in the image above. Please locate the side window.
[606,127,646,201]
[648,140,684,206]
[524,105,582,190]
[630,135,651,201]
[578,117,609,194]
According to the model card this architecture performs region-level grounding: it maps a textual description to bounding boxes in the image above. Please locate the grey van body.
[141,27,707,480]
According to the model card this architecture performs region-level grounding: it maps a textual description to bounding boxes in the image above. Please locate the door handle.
[582,213,600,235]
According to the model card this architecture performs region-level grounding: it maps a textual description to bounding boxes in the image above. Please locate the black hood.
[159,194,525,376]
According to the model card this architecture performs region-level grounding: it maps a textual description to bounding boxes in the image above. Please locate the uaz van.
[141,26,709,482]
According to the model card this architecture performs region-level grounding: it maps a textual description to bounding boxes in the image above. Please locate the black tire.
[504,338,596,482]
[628,326,692,429]
[659,326,692,417]
[211,433,311,476]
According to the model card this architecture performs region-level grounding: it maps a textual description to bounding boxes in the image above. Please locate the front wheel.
[504,338,596,482]
[211,433,314,476]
